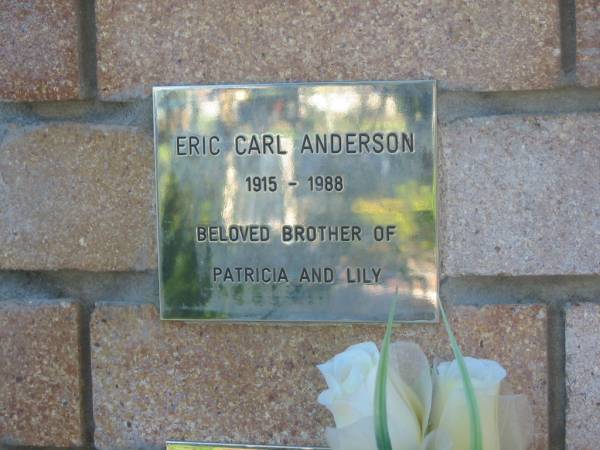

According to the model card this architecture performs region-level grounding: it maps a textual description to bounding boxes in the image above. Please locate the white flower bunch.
[317,308,533,450]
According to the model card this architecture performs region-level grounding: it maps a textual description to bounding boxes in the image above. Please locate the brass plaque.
[153,81,437,322]
[167,442,327,450]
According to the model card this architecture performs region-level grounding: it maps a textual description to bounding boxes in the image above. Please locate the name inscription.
[175,132,415,156]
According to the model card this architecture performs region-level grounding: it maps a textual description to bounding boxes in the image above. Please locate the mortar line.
[77,301,96,449]
[558,0,577,83]
[77,0,98,98]
[1,272,600,307]
[547,303,567,450]
[440,275,600,307]
[0,86,598,125]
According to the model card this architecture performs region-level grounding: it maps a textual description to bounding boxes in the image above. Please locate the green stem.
[374,300,396,450]
[439,302,483,450]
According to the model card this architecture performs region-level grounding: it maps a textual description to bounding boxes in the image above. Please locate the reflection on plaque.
[167,442,327,450]
[153,81,437,322]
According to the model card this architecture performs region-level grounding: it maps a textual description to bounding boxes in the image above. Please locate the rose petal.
[317,341,379,391]
[431,357,506,429]
[386,374,423,449]
[498,394,534,450]
[326,411,424,450]
[325,417,377,450]
[437,357,507,386]
[434,389,501,450]
[388,341,433,436]
[317,342,380,427]
[422,429,453,450]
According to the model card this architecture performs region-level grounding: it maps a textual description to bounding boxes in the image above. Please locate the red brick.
[0,123,155,271]
[566,303,600,449]
[0,0,81,101]
[441,113,600,276]
[577,0,600,86]
[96,0,561,100]
[0,300,83,446]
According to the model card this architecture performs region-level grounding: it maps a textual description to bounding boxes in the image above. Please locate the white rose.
[431,357,507,450]
[317,342,380,429]
[317,341,440,450]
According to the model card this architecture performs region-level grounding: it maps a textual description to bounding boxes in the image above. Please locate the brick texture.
[577,0,600,87]
[0,300,82,446]
[92,303,548,449]
[440,113,600,276]
[0,123,155,271]
[566,303,600,450]
[96,0,561,100]
[0,0,81,101]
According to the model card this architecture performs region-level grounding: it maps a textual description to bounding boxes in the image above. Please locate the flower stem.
[439,302,483,450]
[374,300,396,450]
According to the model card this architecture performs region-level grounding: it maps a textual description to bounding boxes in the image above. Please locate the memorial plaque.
[153,81,437,322]
[167,442,327,450]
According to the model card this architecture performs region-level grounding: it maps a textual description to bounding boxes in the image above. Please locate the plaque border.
[167,440,329,450]
[152,80,438,324]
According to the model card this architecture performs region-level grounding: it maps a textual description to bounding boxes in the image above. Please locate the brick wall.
[0,1,599,450]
